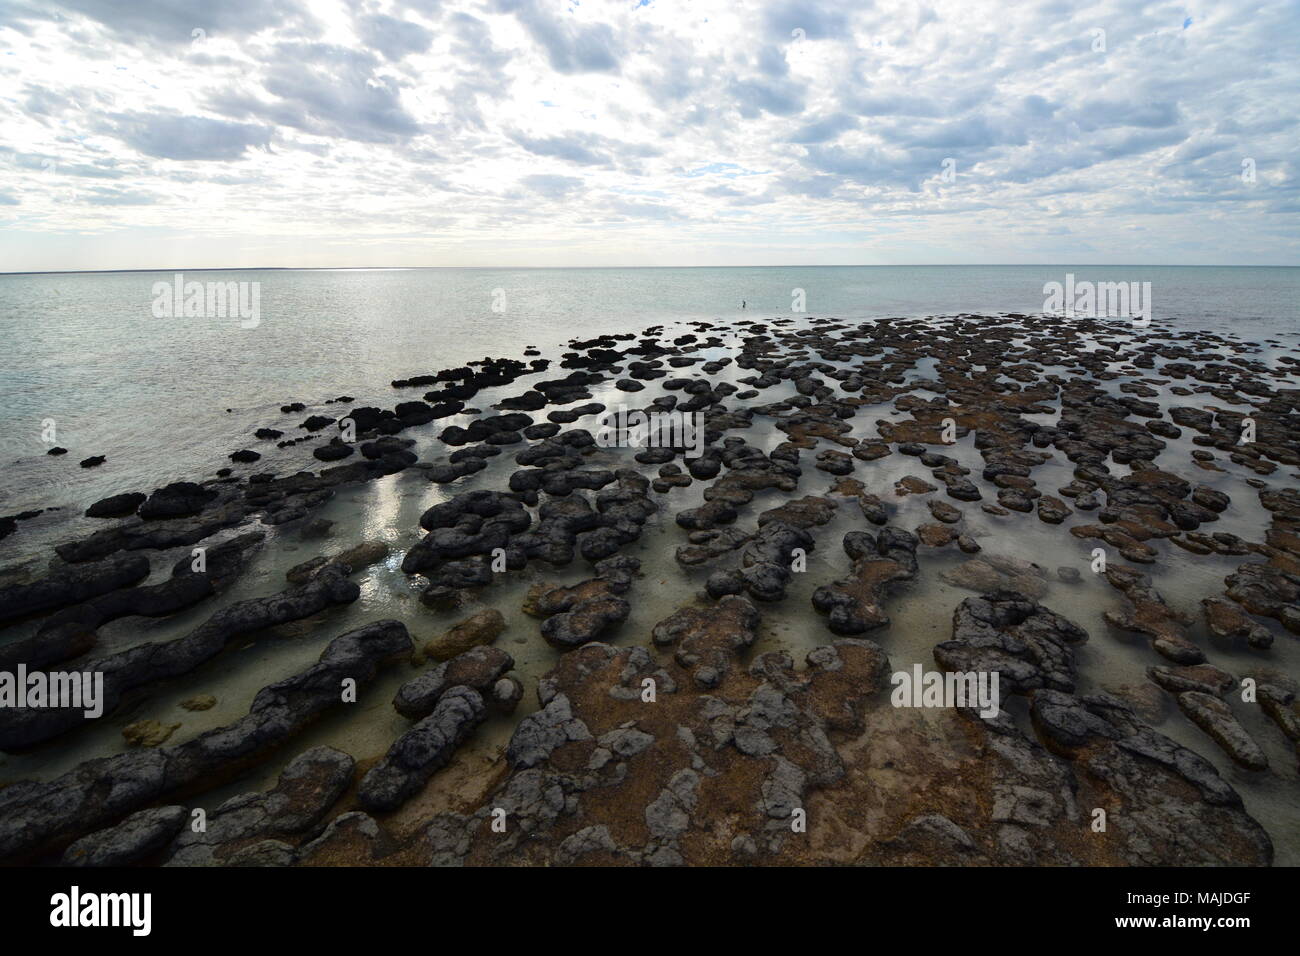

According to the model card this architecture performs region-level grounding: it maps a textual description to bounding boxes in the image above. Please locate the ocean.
[1,264,1298,864]
[2,265,1298,529]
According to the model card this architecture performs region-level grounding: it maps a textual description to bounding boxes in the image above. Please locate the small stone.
[334,540,390,571]
[895,475,937,496]
[301,517,334,539]
[122,719,181,748]
[928,499,962,523]
[424,608,507,661]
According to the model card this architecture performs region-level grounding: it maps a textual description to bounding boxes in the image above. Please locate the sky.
[0,0,1297,271]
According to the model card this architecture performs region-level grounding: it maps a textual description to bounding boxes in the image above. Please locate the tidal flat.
[1,311,1298,867]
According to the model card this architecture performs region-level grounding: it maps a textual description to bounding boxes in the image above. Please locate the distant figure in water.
[742,300,746,309]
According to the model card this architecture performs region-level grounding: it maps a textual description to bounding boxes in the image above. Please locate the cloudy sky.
[1,0,1297,270]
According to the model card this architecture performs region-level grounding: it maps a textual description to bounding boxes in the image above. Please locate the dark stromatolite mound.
[358,686,487,812]
[0,564,361,750]
[650,594,760,688]
[531,555,641,650]
[1175,691,1269,771]
[0,552,150,623]
[394,645,515,719]
[404,472,654,591]
[0,621,411,862]
[400,588,1271,866]
[1202,596,1275,648]
[85,491,146,518]
[55,499,248,563]
[139,481,219,520]
[680,495,833,603]
[700,520,817,603]
[163,746,357,866]
[404,490,531,574]
[1224,560,1300,634]
[61,806,189,868]
[935,591,1089,695]
[1028,690,1271,863]
[169,530,266,588]
[0,573,212,672]
[1103,565,1206,664]
[1,530,271,672]
[811,527,918,634]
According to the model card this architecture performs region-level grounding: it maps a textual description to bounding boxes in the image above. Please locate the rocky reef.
[2,311,1297,867]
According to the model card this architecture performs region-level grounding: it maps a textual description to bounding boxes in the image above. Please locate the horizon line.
[2,263,1297,277]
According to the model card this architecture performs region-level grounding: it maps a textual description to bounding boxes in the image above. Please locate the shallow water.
[1,276,1298,865]
[2,265,1297,528]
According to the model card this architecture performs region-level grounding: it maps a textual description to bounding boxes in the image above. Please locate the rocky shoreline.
[1,312,1298,866]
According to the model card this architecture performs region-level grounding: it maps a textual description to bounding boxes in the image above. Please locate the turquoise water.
[1,265,1297,535]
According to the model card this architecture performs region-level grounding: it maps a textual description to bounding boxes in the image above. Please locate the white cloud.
[0,0,1296,269]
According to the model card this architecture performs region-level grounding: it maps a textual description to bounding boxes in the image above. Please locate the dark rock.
[394,646,515,720]
[0,553,150,624]
[62,806,188,867]
[139,481,219,520]
[935,591,1088,695]
[164,746,356,865]
[358,686,487,812]
[0,621,410,861]
[85,492,146,519]
[0,565,360,749]
[1176,692,1268,771]
[811,529,917,634]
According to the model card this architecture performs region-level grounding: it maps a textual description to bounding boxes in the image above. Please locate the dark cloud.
[0,147,130,178]
[1074,98,1183,131]
[729,77,805,117]
[756,44,789,78]
[498,0,622,74]
[430,13,515,132]
[510,130,659,170]
[3,0,318,42]
[356,13,433,61]
[101,112,273,160]
[802,143,948,191]
[511,131,609,166]
[208,43,422,144]
[763,0,850,40]
[791,114,857,144]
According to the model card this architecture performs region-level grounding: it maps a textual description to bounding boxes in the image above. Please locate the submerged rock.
[1176,691,1268,771]
[0,553,150,623]
[1104,566,1205,664]
[651,595,760,688]
[122,719,181,748]
[85,492,147,519]
[425,608,506,661]
[0,621,410,861]
[0,564,361,750]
